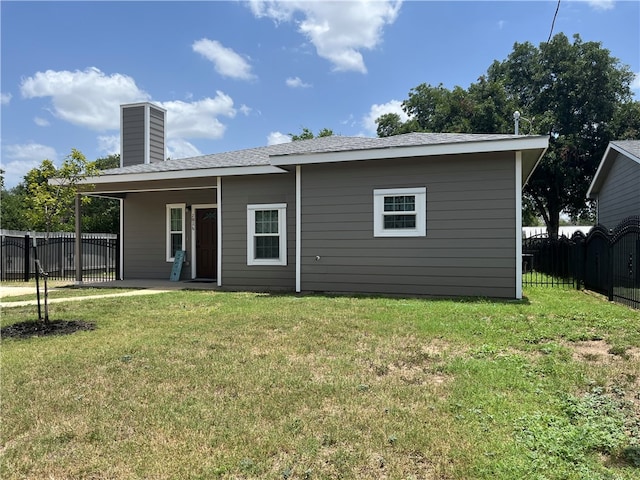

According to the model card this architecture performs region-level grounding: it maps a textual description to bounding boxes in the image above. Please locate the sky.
[1,0,639,188]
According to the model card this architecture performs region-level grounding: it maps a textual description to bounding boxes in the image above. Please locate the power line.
[548,0,561,42]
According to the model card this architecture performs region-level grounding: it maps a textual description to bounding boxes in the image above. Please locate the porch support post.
[75,194,83,283]
[515,151,523,300]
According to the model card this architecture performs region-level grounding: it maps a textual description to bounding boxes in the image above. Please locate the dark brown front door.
[196,208,217,279]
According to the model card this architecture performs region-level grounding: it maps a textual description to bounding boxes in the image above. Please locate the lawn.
[1,288,639,479]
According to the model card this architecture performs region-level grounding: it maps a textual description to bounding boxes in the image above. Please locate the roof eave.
[586,143,617,198]
[522,145,548,186]
[51,164,288,187]
[270,135,549,166]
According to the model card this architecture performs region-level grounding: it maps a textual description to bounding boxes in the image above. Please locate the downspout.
[296,165,301,293]
[515,151,523,299]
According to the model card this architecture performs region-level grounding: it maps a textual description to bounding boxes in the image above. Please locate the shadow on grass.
[234,290,532,306]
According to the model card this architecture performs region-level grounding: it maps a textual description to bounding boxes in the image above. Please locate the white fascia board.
[59,165,288,186]
[271,136,549,166]
[522,146,548,186]
[586,143,615,199]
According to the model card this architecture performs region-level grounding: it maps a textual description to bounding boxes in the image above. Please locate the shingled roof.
[98,132,531,176]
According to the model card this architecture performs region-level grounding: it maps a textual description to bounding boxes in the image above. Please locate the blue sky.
[1,0,639,188]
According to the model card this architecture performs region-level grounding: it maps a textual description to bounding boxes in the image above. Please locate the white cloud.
[587,0,615,11]
[497,20,506,30]
[20,67,149,131]
[1,143,57,188]
[158,94,236,140]
[97,135,120,156]
[0,92,12,105]
[192,38,255,80]
[34,116,50,127]
[362,99,409,135]
[239,104,252,116]
[267,131,292,145]
[631,71,640,91]
[167,139,202,160]
[286,76,312,88]
[19,67,240,147]
[250,0,402,73]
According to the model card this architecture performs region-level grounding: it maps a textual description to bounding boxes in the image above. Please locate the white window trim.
[166,203,186,262]
[373,187,426,237]
[247,203,287,266]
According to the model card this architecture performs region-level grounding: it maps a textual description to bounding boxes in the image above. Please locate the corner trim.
[515,151,523,300]
[295,165,301,293]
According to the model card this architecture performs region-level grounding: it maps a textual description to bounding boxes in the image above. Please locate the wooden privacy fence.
[0,231,119,283]
[523,216,640,309]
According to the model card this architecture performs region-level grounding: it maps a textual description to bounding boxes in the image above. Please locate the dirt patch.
[567,340,640,363]
[1,319,95,339]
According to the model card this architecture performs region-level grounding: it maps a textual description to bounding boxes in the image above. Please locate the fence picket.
[0,232,118,283]
[523,216,640,309]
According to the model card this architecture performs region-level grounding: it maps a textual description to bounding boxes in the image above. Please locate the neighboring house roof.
[76,132,548,187]
[587,140,640,198]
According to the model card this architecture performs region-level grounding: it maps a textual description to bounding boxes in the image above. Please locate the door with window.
[196,208,217,279]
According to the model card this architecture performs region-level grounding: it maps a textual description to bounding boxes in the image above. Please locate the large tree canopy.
[377,33,638,237]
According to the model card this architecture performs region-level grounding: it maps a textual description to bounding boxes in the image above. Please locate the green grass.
[1,288,639,479]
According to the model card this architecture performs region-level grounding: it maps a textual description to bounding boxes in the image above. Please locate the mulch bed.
[1,320,95,339]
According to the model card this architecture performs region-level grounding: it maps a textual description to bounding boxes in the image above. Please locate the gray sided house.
[74,103,548,299]
[587,140,640,229]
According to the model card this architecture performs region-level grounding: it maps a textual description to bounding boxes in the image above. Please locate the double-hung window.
[166,203,186,261]
[373,187,426,237]
[247,203,287,266]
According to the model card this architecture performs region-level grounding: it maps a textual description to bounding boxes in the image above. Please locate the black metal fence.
[523,216,640,309]
[0,231,119,283]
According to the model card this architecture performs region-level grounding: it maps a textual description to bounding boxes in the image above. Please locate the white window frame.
[166,203,186,262]
[247,203,287,266]
[373,187,426,237]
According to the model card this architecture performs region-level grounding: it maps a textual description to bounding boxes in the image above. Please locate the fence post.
[115,233,121,280]
[608,233,614,302]
[24,234,30,282]
[577,235,585,290]
[75,195,83,283]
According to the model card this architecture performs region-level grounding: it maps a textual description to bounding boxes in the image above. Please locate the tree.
[24,149,98,234]
[1,170,30,231]
[490,34,635,236]
[375,33,637,237]
[82,154,120,233]
[290,127,334,141]
[1,153,120,233]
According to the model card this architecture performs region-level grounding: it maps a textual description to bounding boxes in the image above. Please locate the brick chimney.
[120,103,166,167]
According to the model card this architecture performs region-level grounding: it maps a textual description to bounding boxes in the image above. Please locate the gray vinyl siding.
[300,152,517,298]
[122,189,216,279]
[149,106,165,163]
[596,152,640,229]
[121,106,145,167]
[221,174,296,290]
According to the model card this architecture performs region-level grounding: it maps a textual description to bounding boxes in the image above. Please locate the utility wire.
[548,0,561,42]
